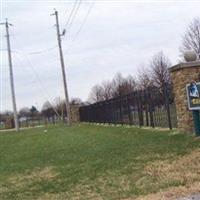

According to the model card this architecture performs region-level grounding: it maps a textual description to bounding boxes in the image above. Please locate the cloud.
[1,0,200,111]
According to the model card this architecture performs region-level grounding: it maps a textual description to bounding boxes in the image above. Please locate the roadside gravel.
[177,194,200,200]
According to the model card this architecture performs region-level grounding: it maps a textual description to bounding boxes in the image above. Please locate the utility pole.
[0,19,19,131]
[51,10,71,125]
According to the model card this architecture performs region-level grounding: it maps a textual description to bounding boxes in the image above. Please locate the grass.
[0,123,200,200]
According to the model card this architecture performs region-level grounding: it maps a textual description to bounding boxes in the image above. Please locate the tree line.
[1,17,200,124]
[89,51,171,102]
[89,17,200,102]
[0,97,83,126]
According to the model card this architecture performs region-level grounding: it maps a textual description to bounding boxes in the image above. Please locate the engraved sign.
[186,82,200,110]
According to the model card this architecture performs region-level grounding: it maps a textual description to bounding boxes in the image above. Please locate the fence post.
[148,87,155,128]
[114,99,117,125]
[135,91,141,127]
[138,91,144,127]
[112,100,115,124]
[119,97,123,125]
[164,83,172,130]
[127,95,132,125]
[144,90,149,127]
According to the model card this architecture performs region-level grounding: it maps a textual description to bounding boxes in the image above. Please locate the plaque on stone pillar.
[186,81,200,110]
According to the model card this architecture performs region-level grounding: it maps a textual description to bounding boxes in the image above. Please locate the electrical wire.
[12,52,75,133]
[63,0,82,37]
[10,34,63,118]
[1,24,73,128]
[63,0,79,31]
[64,1,95,53]
[15,52,77,133]
[71,1,94,43]
[27,45,58,55]
[66,0,82,34]
[14,50,62,118]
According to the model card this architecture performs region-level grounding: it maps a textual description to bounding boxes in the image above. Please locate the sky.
[1,0,200,112]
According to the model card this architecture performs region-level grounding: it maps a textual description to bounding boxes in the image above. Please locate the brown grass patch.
[0,166,58,196]
[126,150,200,200]
[144,149,200,185]
[8,166,58,187]
[134,182,200,200]
[2,150,200,200]
[28,150,200,200]
[36,171,133,200]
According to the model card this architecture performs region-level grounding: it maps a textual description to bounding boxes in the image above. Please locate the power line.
[13,52,76,135]
[71,1,94,43]
[13,50,62,119]
[66,0,82,34]
[8,27,58,56]
[2,25,70,122]
[27,45,58,55]
[64,1,95,53]
[9,29,59,62]
[63,0,82,37]
[10,34,62,119]
[63,0,79,29]
[13,49,60,69]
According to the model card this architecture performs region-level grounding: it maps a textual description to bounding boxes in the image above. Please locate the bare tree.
[124,75,137,92]
[101,81,113,100]
[0,111,12,123]
[70,97,82,105]
[111,73,126,97]
[137,64,153,90]
[41,101,55,122]
[180,17,200,59]
[30,106,38,119]
[111,73,136,97]
[150,51,171,92]
[88,73,137,103]
[19,107,30,118]
[19,107,31,126]
[88,84,104,102]
[28,106,39,126]
[54,97,65,120]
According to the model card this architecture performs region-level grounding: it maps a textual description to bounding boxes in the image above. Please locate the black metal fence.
[79,85,177,129]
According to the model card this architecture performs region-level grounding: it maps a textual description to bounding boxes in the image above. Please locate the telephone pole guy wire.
[0,19,19,132]
[51,10,71,126]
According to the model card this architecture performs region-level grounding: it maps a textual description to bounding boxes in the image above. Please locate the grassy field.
[0,124,200,200]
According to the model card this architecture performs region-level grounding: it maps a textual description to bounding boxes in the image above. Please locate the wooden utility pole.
[0,19,19,131]
[51,10,71,125]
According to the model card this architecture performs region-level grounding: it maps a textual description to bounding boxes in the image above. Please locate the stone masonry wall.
[70,105,80,123]
[170,61,200,133]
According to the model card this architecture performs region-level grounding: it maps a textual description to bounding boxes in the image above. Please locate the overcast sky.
[1,0,200,112]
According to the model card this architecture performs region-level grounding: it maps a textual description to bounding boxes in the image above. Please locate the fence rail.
[0,117,61,130]
[79,85,177,129]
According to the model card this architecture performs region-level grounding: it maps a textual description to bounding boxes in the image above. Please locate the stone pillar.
[5,117,14,129]
[70,105,80,123]
[170,61,200,133]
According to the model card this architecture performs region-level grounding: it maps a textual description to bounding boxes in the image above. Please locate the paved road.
[0,125,43,132]
[177,194,200,200]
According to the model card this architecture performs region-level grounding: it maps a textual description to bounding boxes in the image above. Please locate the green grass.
[0,123,200,200]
